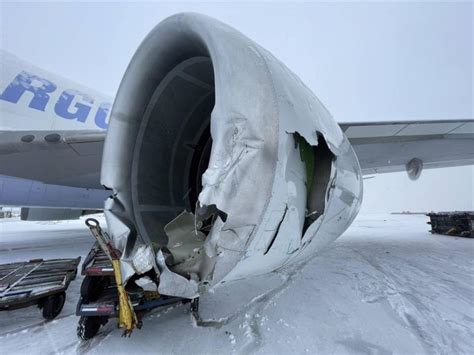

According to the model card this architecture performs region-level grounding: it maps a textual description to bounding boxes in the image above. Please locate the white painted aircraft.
[0,49,112,219]
[1,14,473,300]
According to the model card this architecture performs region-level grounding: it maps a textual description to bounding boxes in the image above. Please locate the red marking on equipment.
[96,306,114,313]
[85,267,103,274]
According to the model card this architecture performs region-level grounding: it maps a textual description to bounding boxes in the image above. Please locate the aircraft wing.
[2,119,473,189]
[339,119,474,176]
[0,130,104,189]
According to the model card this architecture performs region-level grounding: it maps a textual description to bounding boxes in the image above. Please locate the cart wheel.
[41,292,66,319]
[81,276,107,301]
[77,316,106,340]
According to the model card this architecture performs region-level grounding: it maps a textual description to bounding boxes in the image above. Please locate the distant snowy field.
[0,214,472,354]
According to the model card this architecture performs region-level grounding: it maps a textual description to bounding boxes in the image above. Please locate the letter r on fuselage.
[0,71,57,111]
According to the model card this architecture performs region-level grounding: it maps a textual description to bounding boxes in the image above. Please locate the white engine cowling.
[101,13,363,297]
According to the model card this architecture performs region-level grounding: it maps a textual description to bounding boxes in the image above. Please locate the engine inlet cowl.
[101,13,362,298]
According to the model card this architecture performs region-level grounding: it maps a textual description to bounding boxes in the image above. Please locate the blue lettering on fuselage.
[0,71,56,111]
[94,103,111,129]
[54,90,93,123]
[0,71,111,129]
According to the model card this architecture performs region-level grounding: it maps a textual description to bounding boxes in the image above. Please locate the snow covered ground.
[0,214,472,354]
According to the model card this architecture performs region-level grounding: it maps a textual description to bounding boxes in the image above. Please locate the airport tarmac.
[0,214,472,354]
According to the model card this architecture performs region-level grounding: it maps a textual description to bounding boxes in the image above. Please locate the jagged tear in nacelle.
[101,13,363,298]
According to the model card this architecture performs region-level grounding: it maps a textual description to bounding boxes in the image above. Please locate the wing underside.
[339,120,474,175]
[0,130,104,189]
[1,120,473,190]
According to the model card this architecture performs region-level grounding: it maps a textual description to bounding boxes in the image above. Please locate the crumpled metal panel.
[156,250,199,299]
[101,13,362,297]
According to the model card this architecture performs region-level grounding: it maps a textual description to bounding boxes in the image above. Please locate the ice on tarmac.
[0,214,473,354]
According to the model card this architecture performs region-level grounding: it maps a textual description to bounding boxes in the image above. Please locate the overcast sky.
[1,1,472,213]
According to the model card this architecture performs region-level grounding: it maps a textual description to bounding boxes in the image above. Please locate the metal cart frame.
[0,257,81,319]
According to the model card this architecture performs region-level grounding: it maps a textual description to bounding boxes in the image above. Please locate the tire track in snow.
[192,263,305,353]
[348,246,472,355]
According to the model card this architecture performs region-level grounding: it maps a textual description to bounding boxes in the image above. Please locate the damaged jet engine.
[101,13,363,298]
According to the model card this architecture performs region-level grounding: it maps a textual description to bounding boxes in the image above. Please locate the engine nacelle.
[101,13,363,297]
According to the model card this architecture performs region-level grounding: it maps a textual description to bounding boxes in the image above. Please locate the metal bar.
[0,262,44,297]
[24,273,67,279]
[6,281,70,295]
[0,264,23,282]
[16,277,66,287]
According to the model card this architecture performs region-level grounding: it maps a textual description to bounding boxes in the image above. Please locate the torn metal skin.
[101,13,363,298]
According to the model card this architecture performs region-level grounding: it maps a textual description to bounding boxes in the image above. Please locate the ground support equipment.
[427,211,474,238]
[76,218,192,340]
[0,257,80,319]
